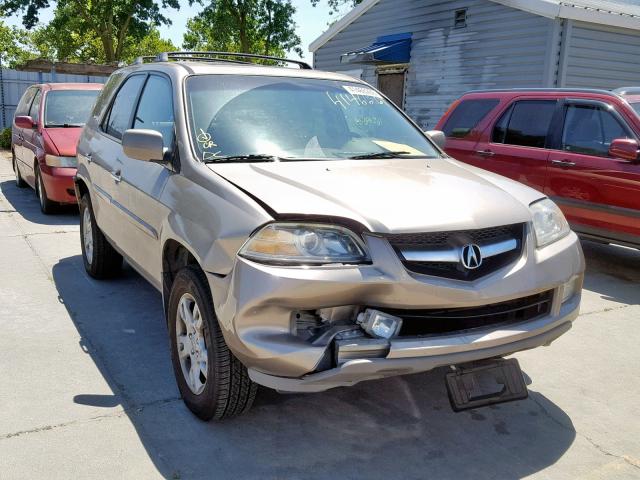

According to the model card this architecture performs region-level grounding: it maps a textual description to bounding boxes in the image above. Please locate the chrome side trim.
[111,199,159,240]
[400,238,517,263]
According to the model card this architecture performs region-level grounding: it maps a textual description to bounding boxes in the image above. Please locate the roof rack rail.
[613,87,640,95]
[465,87,620,98]
[154,51,312,70]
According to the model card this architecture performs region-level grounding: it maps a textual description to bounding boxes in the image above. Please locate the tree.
[1,0,180,62]
[0,20,34,67]
[28,24,176,64]
[183,0,302,57]
[310,0,362,15]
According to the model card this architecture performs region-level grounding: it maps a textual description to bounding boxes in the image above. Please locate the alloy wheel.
[82,206,94,265]
[176,293,208,395]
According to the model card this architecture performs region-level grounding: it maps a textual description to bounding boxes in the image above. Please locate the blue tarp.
[341,32,412,64]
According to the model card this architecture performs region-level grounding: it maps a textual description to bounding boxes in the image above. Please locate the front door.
[13,87,37,176]
[473,98,558,192]
[545,100,640,245]
[378,72,405,108]
[116,73,174,284]
[89,74,147,248]
[22,88,42,186]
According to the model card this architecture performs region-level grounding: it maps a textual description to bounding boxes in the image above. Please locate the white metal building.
[310,0,640,129]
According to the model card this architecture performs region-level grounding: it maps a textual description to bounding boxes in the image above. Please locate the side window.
[493,100,556,148]
[562,104,631,157]
[16,88,37,117]
[103,75,146,140]
[442,99,499,138]
[133,75,175,148]
[29,90,42,124]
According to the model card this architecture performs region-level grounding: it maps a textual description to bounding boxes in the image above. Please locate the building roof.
[309,0,640,53]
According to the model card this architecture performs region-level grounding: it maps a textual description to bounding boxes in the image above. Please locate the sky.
[3,0,347,64]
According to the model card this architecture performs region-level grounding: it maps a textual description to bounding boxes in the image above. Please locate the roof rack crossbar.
[155,51,312,69]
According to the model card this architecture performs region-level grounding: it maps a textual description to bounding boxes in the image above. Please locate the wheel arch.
[162,238,205,318]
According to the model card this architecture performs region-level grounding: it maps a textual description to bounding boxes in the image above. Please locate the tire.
[168,266,257,421]
[13,151,27,188]
[35,166,57,214]
[79,194,123,279]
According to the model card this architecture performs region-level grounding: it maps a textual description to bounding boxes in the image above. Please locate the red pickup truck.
[435,88,640,250]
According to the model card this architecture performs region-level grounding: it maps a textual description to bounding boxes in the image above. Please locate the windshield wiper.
[45,123,84,128]
[349,150,412,159]
[203,154,280,164]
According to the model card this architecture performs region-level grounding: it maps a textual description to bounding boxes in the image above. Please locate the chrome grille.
[382,223,526,281]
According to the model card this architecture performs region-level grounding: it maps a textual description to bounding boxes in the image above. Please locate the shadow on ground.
[581,239,640,305]
[0,180,78,224]
[51,254,578,479]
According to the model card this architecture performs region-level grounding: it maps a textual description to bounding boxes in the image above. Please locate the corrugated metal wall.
[562,20,640,89]
[314,0,555,129]
[0,69,108,129]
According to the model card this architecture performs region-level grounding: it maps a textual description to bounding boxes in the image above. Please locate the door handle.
[551,160,576,168]
[111,170,122,183]
[475,150,495,157]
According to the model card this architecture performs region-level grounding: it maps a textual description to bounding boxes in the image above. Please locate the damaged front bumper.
[206,231,584,392]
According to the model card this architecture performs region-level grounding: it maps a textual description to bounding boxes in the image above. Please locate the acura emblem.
[461,244,482,270]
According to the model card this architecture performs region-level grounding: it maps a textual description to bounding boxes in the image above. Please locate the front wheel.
[168,266,257,420]
[35,167,57,214]
[79,194,123,279]
[13,152,27,188]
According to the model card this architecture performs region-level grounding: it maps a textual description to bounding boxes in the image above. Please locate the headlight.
[239,223,370,265]
[45,155,77,167]
[530,198,570,247]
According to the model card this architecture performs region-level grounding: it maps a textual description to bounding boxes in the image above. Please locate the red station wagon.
[435,88,640,250]
[12,83,102,213]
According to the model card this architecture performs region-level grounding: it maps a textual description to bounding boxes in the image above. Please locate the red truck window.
[562,104,630,157]
[492,100,556,148]
[442,99,499,138]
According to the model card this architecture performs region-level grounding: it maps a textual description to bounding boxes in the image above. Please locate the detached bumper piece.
[445,358,528,412]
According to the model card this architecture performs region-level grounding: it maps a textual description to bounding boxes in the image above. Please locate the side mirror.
[122,129,165,162]
[426,130,446,149]
[15,115,35,129]
[609,138,640,162]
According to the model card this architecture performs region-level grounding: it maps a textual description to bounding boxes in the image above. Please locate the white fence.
[0,69,108,129]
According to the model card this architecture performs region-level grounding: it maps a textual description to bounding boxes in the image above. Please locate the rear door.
[115,73,174,283]
[546,99,640,245]
[472,98,558,191]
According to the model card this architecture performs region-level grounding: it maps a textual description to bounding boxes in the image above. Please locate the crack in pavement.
[0,396,182,441]
[530,395,640,471]
[579,304,633,317]
[5,230,79,238]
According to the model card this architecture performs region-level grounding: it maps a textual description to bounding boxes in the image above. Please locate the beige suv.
[75,52,584,420]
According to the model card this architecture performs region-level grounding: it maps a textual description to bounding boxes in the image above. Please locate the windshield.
[45,90,100,127]
[186,75,439,162]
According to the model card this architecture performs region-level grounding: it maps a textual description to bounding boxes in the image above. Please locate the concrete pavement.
[0,150,638,479]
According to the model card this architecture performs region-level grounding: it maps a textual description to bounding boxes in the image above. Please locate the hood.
[208,158,544,233]
[43,128,83,157]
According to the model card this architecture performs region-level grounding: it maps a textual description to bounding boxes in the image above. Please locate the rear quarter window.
[442,99,499,138]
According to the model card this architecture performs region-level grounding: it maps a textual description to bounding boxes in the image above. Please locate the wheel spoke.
[177,335,190,358]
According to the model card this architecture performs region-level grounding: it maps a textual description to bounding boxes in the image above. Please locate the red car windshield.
[45,90,100,127]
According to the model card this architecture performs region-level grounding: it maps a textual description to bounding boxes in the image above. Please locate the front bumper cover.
[206,229,584,390]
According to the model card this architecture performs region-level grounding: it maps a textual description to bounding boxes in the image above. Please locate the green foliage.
[0,128,12,149]
[2,0,180,62]
[0,20,35,67]
[183,0,302,58]
[309,0,363,15]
